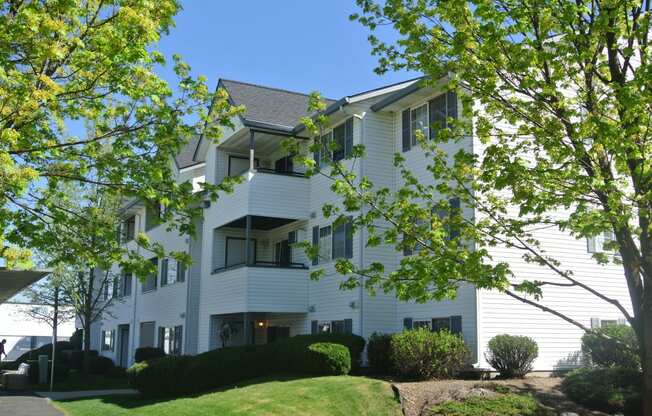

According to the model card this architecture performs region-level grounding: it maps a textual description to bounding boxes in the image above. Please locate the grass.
[54,375,402,416]
[32,369,131,392]
[425,393,545,416]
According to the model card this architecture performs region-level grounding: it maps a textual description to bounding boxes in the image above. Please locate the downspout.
[353,112,366,339]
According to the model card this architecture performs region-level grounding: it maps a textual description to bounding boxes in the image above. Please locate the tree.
[0,0,240,267]
[299,1,651,413]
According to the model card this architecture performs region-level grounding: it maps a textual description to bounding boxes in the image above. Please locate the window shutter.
[401,109,411,151]
[344,318,353,334]
[450,315,462,335]
[403,317,413,330]
[111,330,116,351]
[311,320,318,335]
[345,218,353,259]
[174,326,183,355]
[590,317,601,329]
[345,118,354,158]
[158,327,165,349]
[313,137,321,169]
[160,259,168,286]
[312,226,319,265]
[177,261,186,283]
[446,91,458,120]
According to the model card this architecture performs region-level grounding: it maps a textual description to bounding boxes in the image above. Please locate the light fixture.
[257,321,264,327]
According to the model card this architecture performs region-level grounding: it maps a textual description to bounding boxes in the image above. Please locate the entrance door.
[118,325,130,368]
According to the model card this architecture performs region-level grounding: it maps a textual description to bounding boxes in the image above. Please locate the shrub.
[291,334,365,369]
[69,329,83,350]
[127,356,192,398]
[26,360,70,384]
[390,328,469,380]
[59,349,98,370]
[304,343,351,375]
[485,334,538,378]
[128,334,361,398]
[134,347,166,363]
[562,367,642,415]
[581,324,640,369]
[367,332,393,374]
[88,356,114,374]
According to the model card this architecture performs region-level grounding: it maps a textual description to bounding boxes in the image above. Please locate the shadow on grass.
[56,373,316,410]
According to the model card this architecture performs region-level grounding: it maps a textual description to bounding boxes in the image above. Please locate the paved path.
[35,388,139,400]
[0,390,64,416]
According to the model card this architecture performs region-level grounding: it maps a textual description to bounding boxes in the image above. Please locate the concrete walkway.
[35,388,139,400]
[0,390,64,416]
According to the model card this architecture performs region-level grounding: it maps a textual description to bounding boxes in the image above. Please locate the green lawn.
[54,375,402,416]
[32,370,131,392]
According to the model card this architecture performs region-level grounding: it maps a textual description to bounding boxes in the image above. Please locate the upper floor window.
[587,230,616,253]
[161,258,186,286]
[145,203,163,231]
[121,216,136,242]
[120,271,132,297]
[313,118,354,166]
[402,91,458,152]
[332,218,353,260]
[318,226,331,263]
[142,257,158,293]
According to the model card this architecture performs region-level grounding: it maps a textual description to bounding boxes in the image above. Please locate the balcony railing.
[253,167,306,178]
[213,261,308,274]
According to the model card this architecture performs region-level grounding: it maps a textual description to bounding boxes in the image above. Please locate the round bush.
[390,328,469,380]
[305,343,351,375]
[485,334,538,378]
[134,347,166,363]
[367,332,393,374]
[581,324,640,369]
[562,367,642,415]
[88,355,114,374]
[69,329,83,350]
[128,356,191,398]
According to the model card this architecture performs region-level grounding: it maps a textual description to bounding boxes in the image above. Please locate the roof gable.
[174,135,204,169]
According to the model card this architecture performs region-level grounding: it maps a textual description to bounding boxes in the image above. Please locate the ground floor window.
[101,329,115,351]
[403,315,462,334]
[158,325,183,355]
[431,317,451,332]
[312,319,353,335]
[139,321,155,347]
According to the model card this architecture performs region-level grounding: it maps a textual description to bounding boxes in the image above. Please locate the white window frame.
[410,103,429,147]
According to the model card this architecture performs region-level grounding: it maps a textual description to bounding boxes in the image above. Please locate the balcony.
[207,265,308,314]
[211,170,310,228]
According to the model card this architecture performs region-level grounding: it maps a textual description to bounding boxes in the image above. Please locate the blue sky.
[155,1,416,99]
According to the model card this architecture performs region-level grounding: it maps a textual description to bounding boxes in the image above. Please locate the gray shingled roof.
[174,135,203,169]
[220,79,335,129]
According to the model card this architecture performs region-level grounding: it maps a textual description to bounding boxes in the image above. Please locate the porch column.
[249,130,255,172]
[245,215,252,266]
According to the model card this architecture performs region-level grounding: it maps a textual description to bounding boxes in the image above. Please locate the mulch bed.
[392,377,609,416]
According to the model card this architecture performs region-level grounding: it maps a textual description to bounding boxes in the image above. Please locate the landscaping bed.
[394,378,609,416]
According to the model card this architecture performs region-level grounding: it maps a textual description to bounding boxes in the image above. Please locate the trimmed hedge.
[581,324,640,370]
[367,332,393,374]
[59,349,99,370]
[14,341,75,364]
[562,367,642,415]
[26,360,70,384]
[390,328,469,380]
[485,334,538,378]
[135,347,166,363]
[88,355,114,374]
[128,334,365,398]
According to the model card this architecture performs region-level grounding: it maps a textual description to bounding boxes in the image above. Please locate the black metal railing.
[256,167,306,178]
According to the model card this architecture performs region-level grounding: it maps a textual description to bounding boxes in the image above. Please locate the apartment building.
[91,78,631,371]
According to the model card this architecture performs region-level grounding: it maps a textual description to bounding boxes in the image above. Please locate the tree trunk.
[642,294,652,416]
[50,285,59,391]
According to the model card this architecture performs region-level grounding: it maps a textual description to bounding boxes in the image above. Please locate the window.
[410,104,428,147]
[332,218,353,260]
[318,226,331,262]
[275,239,291,266]
[402,91,458,152]
[225,237,256,267]
[160,258,183,286]
[120,272,132,297]
[587,231,616,253]
[139,321,155,348]
[122,216,136,242]
[436,198,461,241]
[333,118,354,162]
[101,329,115,351]
[413,320,431,330]
[158,326,183,355]
[431,317,451,332]
[403,217,428,256]
[314,131,332,168]
[315,319,352,335]
[142,257,158,293]
[145,204,162,231]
